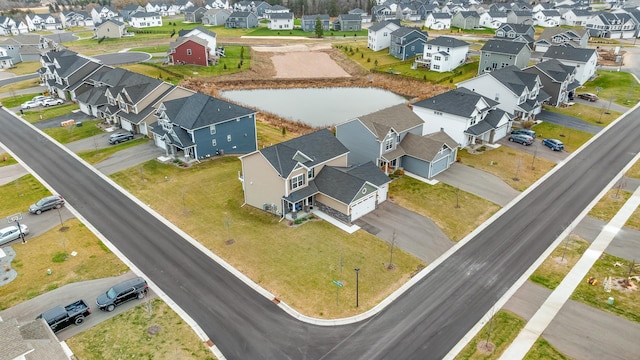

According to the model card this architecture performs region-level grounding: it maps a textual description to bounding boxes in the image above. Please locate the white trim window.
[290,173,305,190]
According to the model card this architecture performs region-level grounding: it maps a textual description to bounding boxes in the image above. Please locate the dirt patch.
[271,51,350,78]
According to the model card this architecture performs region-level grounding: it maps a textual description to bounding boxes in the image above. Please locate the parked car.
[578,93,598,102]
[0,224,29,245]
[42,98,64,107]
[32,95,52,103]
[542,138,564,151]
[511,128,536,138]
[29,195,65,214]
[21,100,42,109]
[96,277,149,312]
[109,132,134,144]
[36,299,91,333]
[509,134,534,146]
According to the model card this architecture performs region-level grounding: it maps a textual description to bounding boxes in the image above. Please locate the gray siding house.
[225,11,258,28]
[301,14,330,32]
[451,11,480,29]
[332,13,362,31]
[524,59,580,107]
[478,39,531,74]
[184,7,206,23]
[202,9,231,26]
[389,27,428,60]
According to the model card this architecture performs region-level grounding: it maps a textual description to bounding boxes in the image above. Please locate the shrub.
[522,120,535,129]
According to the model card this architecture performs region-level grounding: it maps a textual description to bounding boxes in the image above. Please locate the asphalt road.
[0,103,639,359]
[92,52,151,65]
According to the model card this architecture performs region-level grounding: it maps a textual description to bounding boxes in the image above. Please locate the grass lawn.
[5,61,42,76]
[571,253,640,323]
[256,120,298,148]
[0,77,44,94]
[77,138,151,164]
[0,174,54,216]
[454,310,526,360]
[22,103,80,123]
[457,146,556,192]
[0,218,130,310]
[389,176,500,241]
[542,103,620,127]
[110,157,424,318]
[1,93,39,108]
[531,122,592,153]
[0,153,17,166]
[580,70,640,106]
[530,235,590,290]
[43,120,103,144]
[588,188,632,222]
[524,338,571,360]
[130,45,170,53]
[626,160,640,179]
[67,299,215,360]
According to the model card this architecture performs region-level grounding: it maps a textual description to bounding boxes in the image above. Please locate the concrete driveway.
[538,110,603,134]
[353,201,454,263]
[435,162,520,207]
[0,271,156,341]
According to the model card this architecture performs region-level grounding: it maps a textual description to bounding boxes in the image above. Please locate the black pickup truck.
[36,299,91,333]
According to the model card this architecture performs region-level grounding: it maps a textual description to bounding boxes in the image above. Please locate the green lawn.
[43,120,103,144]
[524,338,571,360]
[530,235,590,290]
[531,122,592,153]
[455,310,526,360]
[0,77,44,94]
[580,70,640,106]
[130,45,170,53]
[0,153,17,166]
[4,61,42,76]
[22,103,80,123]
[542,103,621,127]
[1,93,40,108]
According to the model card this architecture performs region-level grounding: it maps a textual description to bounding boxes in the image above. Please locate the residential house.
[0,46,13,69]
[416,36,470,72]
[494,23,535,47]
[479,10,508,29]
[1,34,49,64]
[25,13,61,31]
[264,5,290,18]
[533,28,589,52]
[397,2,422,21]
[175,0,196,13]
[146,2,175,16]
[389,27,428,61]
[177,26,217,57]
[371,5,394,22]
[562,9,593,26]
[233,1,271,17]
[532,2,554,13]
[452,11,480,29]
[42,50,104,100]
[206,0,231,10]
[458,66,550,121]
[119,5,145,21]
[542,46,597,84]
[336,104,458,179]
[60,10,94,28]
[202,9,232,26]
[239,129,391,224]
[478,39,531,74]
[225,11,259,28]
[0,16,18,36]
[94,19,127,39]
[0,318,70,360]
[91,5,120,24]
[150,92,257,161]
[333,14,362,31]
[168,36,210,66]
[425,13,452,30]
[301,14,330,32]
[511,2,533,11]
[368,19,401,51]
[412,87,512,148]
[506,10,533,25]
[533,9,561,27]
[268,12,294,30]
[524,59,580,106]
[349,8,371,23]
[184,7,206,23]
[129,12,162,28]
[586,12,637,39]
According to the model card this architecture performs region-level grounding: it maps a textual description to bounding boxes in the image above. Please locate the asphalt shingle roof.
[531,58,575,82]
[413,88,497,118]
[426,36,469,47]
[355,104,423,140]
[400,131,458,162]
[481,39,528,55]
[161,92,255,131]
[543,45,596,63]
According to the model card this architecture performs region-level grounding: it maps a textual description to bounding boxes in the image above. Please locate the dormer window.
[290,173,305,190]
[384,138,393,151]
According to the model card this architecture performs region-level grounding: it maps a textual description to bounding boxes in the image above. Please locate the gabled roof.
[313,164,387,205]
[497,23,533,35]
[260,129,348,178]
[99,19,125,27]
[481,39,529,55]
[540,10,561,16]
[400,131,458,162]
[301,14,330,21]
[354,104,423,140]
[161,92,255,131]
[431,13,452,19]
[270,12,294,20]
[131,11,160,17]
[391,26,428,38]
[528,58,575,82]
[543,45,596,62]
[170,36,208,51]
[509,10,532,16]
[457,11,480,18]
[413,88,497,118]
[426,36,469,47]
[178,25,217,38]
[486,65,539,95]
[337,13,362,21]
[368,19,401,31]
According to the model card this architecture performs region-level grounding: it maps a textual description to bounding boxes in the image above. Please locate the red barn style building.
[168,36,210,66]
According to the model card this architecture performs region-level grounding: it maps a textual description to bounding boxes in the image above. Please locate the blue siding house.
[389,26,428,60]
[149,93,257,160]
[301,14,330,32]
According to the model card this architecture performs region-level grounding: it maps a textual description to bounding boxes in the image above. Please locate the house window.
[384,138,393,151]
[434,55,441,60]
[227,134,232,142]
[495,93,500,101]
[290,174,305,190]
[434,111,443,115]
[307,168,315,179]
[210,125,216,134]
[212,139,217,146]
[187,49,192,55]
[433,65,440,70]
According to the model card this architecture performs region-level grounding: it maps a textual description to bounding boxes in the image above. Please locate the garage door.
[495,125,508,140]
[431,156,450,177]
[377,184,388,204]
[154,135,167,150]
[350,193,377,221]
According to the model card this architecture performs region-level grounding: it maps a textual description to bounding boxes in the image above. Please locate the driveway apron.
[435,163,520,207]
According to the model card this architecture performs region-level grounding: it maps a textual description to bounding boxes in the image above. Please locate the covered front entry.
[350,193,376,221]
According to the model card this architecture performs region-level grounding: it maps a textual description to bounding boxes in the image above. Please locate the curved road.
[0,104,639,359]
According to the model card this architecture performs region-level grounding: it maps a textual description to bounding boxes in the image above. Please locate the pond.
[220,87,407,127]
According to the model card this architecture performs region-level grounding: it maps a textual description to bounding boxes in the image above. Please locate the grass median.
[455,310,526,360]
[110,156,424,318]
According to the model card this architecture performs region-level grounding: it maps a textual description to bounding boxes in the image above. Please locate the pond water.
[220,87,407,127]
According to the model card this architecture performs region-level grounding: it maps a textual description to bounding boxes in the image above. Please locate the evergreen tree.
[314,16,323,38]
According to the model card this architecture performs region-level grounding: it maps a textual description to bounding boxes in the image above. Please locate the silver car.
[0,224,29,245]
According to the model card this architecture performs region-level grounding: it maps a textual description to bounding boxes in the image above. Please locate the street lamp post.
[354,267,360,308]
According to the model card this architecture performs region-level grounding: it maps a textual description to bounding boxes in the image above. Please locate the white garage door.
[377,184,388,204]
[495,125,508,140]
[154,135,167,150]
[350,193,377,221]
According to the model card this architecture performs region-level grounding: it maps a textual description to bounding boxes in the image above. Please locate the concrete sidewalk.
[500,183,640,359]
